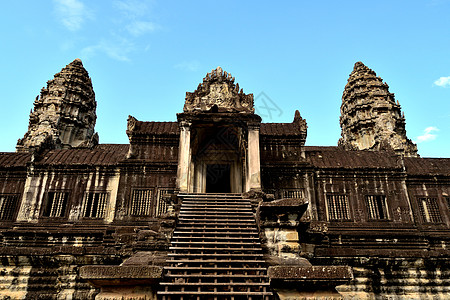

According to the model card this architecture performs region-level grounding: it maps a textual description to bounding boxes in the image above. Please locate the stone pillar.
[176,121,191,193]
[246,124,261,192]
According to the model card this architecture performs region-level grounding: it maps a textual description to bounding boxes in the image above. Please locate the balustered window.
[42,191,69,218]
[156,189,175,217]
[0,194,19,221]
[131,189,152,216]
[366,195,388,220]
[418,197,442,223]
[282,189,304,199]
[326,194,350,220]
[83,192,108,218]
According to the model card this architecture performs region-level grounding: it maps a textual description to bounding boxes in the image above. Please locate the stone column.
[246,124,261,191]
[176,121,191,192]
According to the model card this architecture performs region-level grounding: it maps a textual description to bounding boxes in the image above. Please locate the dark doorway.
[206,164,231,193]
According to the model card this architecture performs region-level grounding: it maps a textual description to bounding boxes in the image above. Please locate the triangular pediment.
[184,67,254,113]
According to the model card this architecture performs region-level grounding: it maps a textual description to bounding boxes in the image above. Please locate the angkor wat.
[0,59,449,299]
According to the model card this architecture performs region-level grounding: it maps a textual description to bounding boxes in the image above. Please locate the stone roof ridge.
[126,116,179,136]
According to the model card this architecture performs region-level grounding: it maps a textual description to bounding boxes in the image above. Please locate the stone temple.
[0,59,449,299]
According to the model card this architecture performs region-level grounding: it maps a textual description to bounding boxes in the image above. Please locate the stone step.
[181,202,250,206]
[180,207,253,212]
[175,226,257,231]
[164,274,268,279]
[171,236,260,241]
[179,212,254,217]
[178,193,242,198]
[158,291,272,296]
[173,230,259,236]
[166,259,266,265]
[160,282,270,286]
[160,194,272,298]
[178,216,256,221]
[170,241,261,246]
[177,222,256,228]
[165,267,267,272]
[168,253,264,258]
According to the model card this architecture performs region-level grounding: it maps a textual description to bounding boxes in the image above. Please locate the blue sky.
[1,0,449,157]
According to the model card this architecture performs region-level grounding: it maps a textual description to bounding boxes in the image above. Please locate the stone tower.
[338,62,418,157]
[16,59,98,152]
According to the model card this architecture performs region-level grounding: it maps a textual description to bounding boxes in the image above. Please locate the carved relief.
[339,62,418,157]
[16,59,98,152]
[184,67,254,113]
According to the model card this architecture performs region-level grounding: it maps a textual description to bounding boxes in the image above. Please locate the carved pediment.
[184,67,254,113]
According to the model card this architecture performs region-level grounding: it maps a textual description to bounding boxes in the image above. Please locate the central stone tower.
[176,67,262,193]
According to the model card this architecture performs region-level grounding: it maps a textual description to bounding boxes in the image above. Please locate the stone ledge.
[260,198,308,208]
[80,265,163,286]
[268,265,352,284]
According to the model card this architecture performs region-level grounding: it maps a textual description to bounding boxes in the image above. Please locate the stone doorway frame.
[176,112,261,194]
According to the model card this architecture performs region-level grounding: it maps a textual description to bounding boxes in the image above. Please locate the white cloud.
[175,61,201,72]
[415,126,439,143]
[53,0,90,31]
[126,21,158,36]
[78,0,158,62]
[113,0,152,18]
[81,38,134,62]
[433,76,450,87]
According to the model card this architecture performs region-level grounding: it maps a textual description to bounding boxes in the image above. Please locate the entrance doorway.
[206,164,231,193]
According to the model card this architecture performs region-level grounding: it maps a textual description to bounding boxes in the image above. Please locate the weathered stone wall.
[113,165,177,222]
[0,162,177,299]
[0,253,119,299]
[311,256,450,299]
[16,167,120,223]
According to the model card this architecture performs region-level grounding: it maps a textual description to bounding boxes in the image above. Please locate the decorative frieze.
[184,66,254,113]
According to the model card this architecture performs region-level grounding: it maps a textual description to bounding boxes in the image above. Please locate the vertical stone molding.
[246,123,261,191]
[176,121,191,192]
[339,61,418,157]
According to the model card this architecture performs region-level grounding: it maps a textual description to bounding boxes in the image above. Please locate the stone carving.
[127,115,138,132]
[16,59,98,152]
[339,62,418,157]
[293,109,308,136]
[184,67,254,113]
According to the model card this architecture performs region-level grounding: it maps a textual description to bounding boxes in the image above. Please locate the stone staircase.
[158,193,273,299]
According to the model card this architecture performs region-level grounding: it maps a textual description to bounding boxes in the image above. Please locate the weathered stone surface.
[121,251,167,266]
[184,66,254,113]
[80,265,162,281]
[268,266,352,300]
[80,265,162,300]
[16,58,98,153]
[268,265,353,282]
[339,61,418,157]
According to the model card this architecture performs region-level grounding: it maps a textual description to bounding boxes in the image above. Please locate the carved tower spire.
[16,59,98,152]
[339,62,418,157]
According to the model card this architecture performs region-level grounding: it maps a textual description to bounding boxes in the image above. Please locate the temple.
[0,60,449,299]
